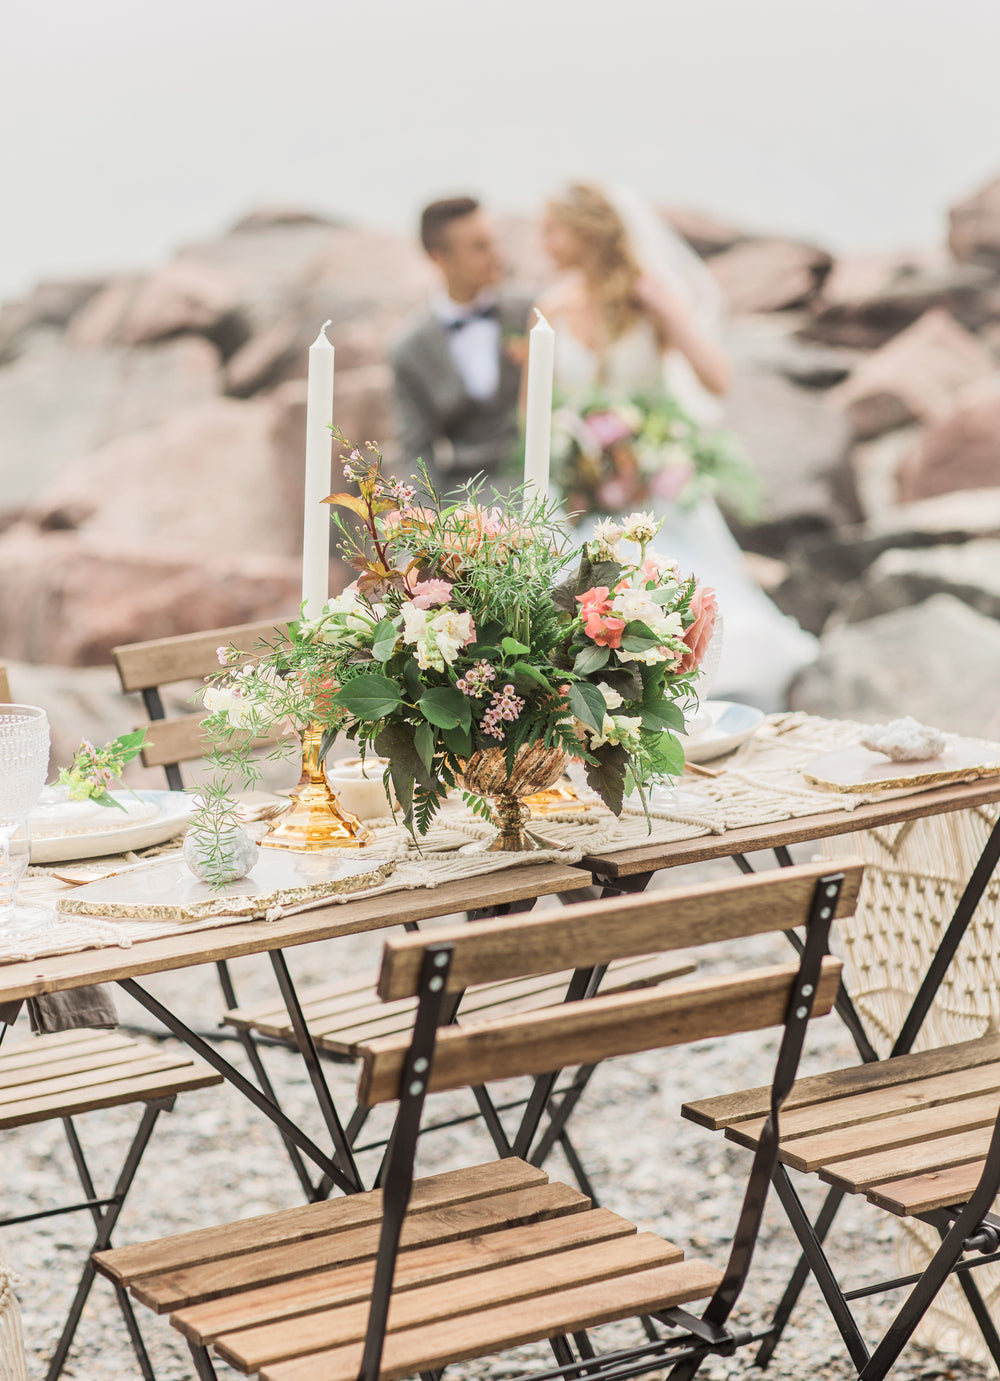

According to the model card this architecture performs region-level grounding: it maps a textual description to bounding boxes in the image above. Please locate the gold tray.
[56,852,396,922]
[803,736,1000,794]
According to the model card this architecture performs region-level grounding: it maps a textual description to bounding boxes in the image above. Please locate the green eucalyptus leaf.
[512,661,553,690]
[620,620,662,653]
[442,724,473,757]
[647,731,687,778]
[501,636,530,657]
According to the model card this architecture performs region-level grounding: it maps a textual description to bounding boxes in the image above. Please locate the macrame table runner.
[4,711,965,969]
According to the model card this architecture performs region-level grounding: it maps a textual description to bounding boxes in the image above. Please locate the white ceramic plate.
[684,700,765,763]
[29,790,195,864]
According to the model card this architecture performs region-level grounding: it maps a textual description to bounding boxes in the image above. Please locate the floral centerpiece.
[201,437,718,843]
[552,386,758,523]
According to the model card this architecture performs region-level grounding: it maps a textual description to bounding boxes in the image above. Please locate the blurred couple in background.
[391,186,817,709]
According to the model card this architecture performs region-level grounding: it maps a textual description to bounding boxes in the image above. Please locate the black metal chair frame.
[182,870,845,1381]
[642,820,1000,1379]
[0,1023,174,1381]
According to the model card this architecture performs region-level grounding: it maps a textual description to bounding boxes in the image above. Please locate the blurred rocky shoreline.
[3,177,1000,753]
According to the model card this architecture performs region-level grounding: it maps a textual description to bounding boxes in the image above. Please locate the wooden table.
[579,776,1000,1068]
[0,862,588,1195]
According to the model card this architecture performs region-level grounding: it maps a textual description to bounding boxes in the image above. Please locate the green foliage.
[58,729,149,810]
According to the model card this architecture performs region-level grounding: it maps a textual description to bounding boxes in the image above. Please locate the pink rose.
[408,578,453,609]
[676,584,718,675]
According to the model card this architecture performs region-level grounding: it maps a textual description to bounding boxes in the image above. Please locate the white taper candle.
[301,320,335,618]
[522,308,555,508]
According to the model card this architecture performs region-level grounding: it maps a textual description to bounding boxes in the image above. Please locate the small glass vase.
[459,743,570,852]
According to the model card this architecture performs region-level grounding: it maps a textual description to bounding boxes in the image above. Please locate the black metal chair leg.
[215,959,319,1201]
[771,1165,871,1372]
[948,1243,1000,1371]
[756,1183,846,1368]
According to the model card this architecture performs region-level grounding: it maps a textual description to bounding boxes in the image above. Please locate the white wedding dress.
[552,316,818,710]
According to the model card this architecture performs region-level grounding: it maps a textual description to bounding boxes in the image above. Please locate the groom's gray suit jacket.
[390,291,533,495]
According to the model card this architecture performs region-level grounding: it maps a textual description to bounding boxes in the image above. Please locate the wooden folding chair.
[684,955,1000,1374]
[0,1023,221,1380]
[94,859,861,1381]
[0,663,11,704]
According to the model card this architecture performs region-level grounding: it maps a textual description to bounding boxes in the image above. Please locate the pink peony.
[408,578,453,609]
[676,584,718,675]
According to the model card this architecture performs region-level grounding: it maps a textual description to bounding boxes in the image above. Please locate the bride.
[536,182,817,712]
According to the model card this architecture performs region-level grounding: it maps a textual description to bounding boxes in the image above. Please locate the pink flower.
[676,584,718,675]
[408,578,453,609]
[585,410,633,449]
[576,586,626,650]
[596,478,630,511]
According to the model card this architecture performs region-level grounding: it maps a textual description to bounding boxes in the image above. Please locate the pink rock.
[949,174,1000,270]
[0,525,300,666]
[709,237,832,315]
[118,259,242,348]
[898,380,1000,503]
[28,395,304,559]
[803,251,1000,348]
[68,275,145,349]
[661,207,749,259]
[831,308,995,438]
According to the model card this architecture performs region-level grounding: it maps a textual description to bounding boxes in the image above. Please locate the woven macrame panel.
[823,805,1000,1367]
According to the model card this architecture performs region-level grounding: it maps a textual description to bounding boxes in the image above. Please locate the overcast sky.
[3,0,999,298]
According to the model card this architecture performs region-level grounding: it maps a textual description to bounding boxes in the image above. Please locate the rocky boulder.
[725,314,861,390]
[709,238,833,315]
[830,308,995,439]
[662,207,749,258]
[721,364,854,555]
[0,526,301,666]
[0,277,106,361]
[790,594,1000,739]
[0,333,220,511]
[837,540,1000,625]
[949,174,1000,271]
[26,393,306,559]
[802,252,1000,349]
[897,381,1000,503]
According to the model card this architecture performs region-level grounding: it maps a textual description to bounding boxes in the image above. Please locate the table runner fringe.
[0,1244,28,1381]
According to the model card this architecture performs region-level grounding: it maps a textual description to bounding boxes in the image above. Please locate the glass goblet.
[0,704,57,942]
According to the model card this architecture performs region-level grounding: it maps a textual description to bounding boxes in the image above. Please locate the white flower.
[401,603,475,672]
[621,511,661,545]
[202,684,256,729]
[615,645,670,667]
[592,517,624,546]
[589,713,643,750]
[597,681,623,710]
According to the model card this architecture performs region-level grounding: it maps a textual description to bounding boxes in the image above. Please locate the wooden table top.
[580,778,1000,880]
[0,863,589,1004]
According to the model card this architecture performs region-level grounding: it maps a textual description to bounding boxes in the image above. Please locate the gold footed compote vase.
[459,743,570,852]
[262,722,374,852]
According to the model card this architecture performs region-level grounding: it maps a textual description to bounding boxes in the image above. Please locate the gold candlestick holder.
[262,722,374,852]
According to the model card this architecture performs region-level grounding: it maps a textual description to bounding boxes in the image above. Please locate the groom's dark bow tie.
[446,303,499,332]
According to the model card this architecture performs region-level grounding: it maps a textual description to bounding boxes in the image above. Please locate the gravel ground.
[2,858,993,1381]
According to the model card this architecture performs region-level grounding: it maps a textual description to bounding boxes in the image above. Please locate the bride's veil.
[602,183,726,424]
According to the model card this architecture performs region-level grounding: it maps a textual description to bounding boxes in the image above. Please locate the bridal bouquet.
[551,386,758,523]
[201,439,717,836]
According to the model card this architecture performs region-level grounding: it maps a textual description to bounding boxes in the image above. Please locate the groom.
[391,197,533,495]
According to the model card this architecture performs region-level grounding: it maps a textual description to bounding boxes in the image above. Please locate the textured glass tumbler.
[0,704,57,943]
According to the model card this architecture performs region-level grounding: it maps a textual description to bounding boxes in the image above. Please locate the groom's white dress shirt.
[432,292,501,400]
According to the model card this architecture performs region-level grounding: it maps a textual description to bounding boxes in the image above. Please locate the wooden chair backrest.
[0,664,10,704]
[111,620,291,779]
[377,860,863,999]
[358,860,863,1107]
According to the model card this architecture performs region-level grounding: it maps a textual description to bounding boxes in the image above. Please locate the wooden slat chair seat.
[683,1027,1000,1374]
[0,1027,222,1381]
[96,860,862,1381]
[224,952,697,1057]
